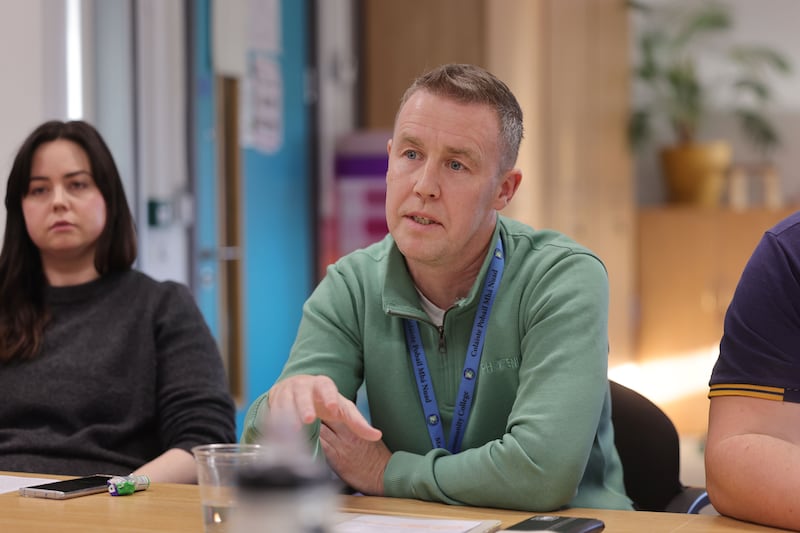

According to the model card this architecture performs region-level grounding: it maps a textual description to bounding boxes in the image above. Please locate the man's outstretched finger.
[341,401,382,441]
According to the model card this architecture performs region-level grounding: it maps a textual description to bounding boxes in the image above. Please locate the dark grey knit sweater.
[0,270,236,476]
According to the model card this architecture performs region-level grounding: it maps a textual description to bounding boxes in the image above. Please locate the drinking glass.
[192,443,265,533]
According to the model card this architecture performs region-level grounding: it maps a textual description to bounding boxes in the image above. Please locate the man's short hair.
[398,64,524,172]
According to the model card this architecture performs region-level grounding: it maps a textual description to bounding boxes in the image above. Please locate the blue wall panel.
[191,0,221,341]
[191,0,312,436]
[240,0,312,433]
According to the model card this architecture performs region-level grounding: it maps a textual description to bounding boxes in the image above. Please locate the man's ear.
[386,139,392,155]
[494,168,522,210]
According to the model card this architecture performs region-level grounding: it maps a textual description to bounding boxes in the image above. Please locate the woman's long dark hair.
[0,120,137,362]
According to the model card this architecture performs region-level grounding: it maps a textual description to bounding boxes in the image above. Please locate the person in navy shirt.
[707,210,800,530]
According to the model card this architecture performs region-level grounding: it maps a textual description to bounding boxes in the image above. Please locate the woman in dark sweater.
[0,120,236,482]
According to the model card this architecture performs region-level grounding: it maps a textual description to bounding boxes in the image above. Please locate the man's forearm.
[707,433,800,531]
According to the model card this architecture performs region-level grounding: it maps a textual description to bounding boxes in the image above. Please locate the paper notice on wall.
[241,52,283,154]
[248,0,281,54]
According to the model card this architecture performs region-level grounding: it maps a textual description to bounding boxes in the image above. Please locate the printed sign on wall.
[242,52,283,154]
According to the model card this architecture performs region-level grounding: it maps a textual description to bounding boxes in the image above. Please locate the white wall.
[92,0,136,206]
[0,1,51,240]
[134,0,189,284]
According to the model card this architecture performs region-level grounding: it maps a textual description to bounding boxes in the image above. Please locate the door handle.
[197,246,241,261]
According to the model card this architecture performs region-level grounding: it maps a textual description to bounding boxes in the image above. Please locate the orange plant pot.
[660,141,732,206]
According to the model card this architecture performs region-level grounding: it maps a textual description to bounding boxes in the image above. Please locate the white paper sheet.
[334,514,501,533]
[0,474,55,495]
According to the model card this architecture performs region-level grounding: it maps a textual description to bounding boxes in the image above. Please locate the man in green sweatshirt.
[243,63,631,512]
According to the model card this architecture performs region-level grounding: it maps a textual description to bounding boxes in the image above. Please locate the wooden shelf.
[636,206,796,360]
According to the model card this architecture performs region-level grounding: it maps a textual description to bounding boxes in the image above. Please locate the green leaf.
[736,109,780,155]
[638,34,662,81]
[730,46,792,75]
[627,0,651,13]
[733,78,770,103]
[665,63,703,131]
[673,3,731,49]
[629,110,652,150]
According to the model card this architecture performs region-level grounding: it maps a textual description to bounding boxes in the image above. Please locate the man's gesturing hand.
[320,420,391,495]
[267,374,382,441]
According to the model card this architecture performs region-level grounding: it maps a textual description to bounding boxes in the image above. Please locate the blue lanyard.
[404,237,505,454]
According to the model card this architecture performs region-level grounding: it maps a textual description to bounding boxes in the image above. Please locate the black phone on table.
[18,474,113,499]
[503,515,605,532]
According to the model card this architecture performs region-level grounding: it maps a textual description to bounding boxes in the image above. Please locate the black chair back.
[609,380,710,513]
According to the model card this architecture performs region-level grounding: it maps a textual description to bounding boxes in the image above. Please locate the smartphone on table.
[503,515,605,532]
[18,474,113,499]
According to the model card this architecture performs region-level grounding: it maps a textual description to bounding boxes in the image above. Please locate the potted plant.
[629,0,791,206]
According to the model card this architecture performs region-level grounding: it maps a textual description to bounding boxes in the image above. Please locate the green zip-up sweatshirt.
[243,216,632,511]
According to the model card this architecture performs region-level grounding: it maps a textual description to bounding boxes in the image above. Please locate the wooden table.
[0,471,791,532]
[0,472,203,532]
[340,495,793,532]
